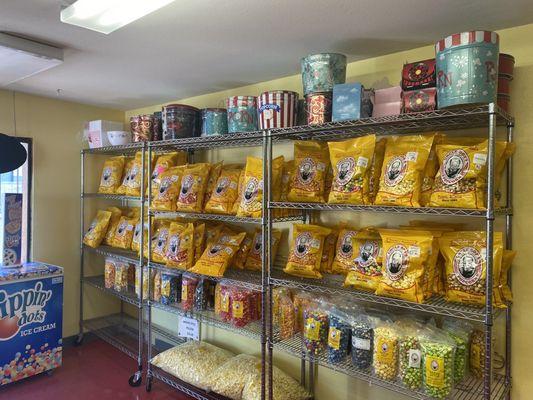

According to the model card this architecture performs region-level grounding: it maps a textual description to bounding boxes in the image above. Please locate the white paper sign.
[178,316,199,340]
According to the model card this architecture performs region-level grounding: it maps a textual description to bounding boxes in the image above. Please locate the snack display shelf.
[270,268,495,323]
[149,262,263,291]
[84,244,138,264]
[273,334,509,400]
[83,275,141,307]
[269,202,512,218]
[149,130,264,151]
[82,193,142,201]
[269,105,513,141]
[150,365,230,400]
[82,141,145,155]
[150,210,304,224]
[151,301,263,340]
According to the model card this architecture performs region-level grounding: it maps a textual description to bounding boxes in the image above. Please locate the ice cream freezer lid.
[0,262,63,282]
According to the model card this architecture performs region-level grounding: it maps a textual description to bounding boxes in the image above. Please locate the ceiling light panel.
[60,0,176,34]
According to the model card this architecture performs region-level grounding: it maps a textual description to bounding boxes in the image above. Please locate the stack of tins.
[257,91,299,129]
[301,53,347,125]
[436,31,499,109]
[200,108,228,136]
[498,54,515,112]
[130,114,154,142]
[401,59,437,113]
[162,104,200,139]
[226,96,258,133]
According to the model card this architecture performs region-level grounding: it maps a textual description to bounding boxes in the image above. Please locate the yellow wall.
[0,90,124,338]
[126,23,533,400]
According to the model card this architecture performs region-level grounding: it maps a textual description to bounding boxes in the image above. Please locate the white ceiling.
[1,0,533,110]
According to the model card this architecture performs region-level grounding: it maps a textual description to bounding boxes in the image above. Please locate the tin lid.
[200,108,227,113]
[0,262,63,281]
[499,53,515,62]
[435,31,499,53]
[226,95,257,101]
[164,104,200,112]
[302,53,347,62]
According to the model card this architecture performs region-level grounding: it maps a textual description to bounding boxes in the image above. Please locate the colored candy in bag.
[190,231,246,277]
[288,141,329,203]
[332,225,359,275]
[343,227,383,292]
[439,231,503,306]
[375,229,434,303]
[284,224,332,279]
[98,156,125,194]
[374,134,434,207]
[327,135,376,204]
[83,210,112,248]
[151,166,186,211]
[204,167,242,215]
[176,163,211,212]
[165,222,195,270]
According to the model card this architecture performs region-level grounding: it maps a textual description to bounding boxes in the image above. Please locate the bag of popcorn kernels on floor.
[343,227,383,292]
[374,134,434,207]
[284,224,332,279]
[375,229,434,303]
[331,224,359,275]
[175,163,211,212]
[244,229,282,271]
[327,135,376,204]
[102,206,122,247]
[288,141,329,203]
[439,231,503,306]
[190,231,246,277]
[165,222,194,270]
[205,166,242,214]
[115,157,134,195]
[83,210,112,248]
[98,156,125,194]
[363,138,386,205]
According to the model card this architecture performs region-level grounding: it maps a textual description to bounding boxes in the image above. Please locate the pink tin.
[372,87,403,117]
[258,90,299,129]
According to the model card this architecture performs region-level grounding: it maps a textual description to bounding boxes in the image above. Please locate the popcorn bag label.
[0,272,63,385]
[425,355,445,388]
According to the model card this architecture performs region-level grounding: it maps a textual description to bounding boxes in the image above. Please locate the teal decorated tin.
[301,53,347,95]
[436,31,499,108]
[226,96,258,133]
[200,108,228,136]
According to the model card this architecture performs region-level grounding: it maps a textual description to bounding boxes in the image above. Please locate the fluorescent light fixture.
[60,0,176,34]
[0,33,63,87]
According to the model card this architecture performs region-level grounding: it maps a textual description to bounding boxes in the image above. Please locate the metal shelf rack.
[262,103,514,400]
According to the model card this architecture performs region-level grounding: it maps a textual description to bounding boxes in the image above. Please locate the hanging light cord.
[12,90,17,137]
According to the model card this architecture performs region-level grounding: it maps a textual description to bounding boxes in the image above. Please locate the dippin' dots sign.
[0,282,52,341]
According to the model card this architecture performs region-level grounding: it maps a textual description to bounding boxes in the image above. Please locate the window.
[0,137,32,265]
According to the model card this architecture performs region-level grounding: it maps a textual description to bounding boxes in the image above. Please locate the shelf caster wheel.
[146,376,153,392]
[129,371,142,387]
[74,333,84,346]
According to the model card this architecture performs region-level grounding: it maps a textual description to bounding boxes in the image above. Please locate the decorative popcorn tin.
[301,53,347,95]
[296,99,308,126]
[162,104,199,140]
[436,31,499,109]
[306,92,332,125]
[402,58,436,90]
[200,108,228,136]
[226,96,258,133]
[258,90,298,129]
[403,88,437,113]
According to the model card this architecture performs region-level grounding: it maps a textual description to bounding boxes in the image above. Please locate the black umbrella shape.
[0,133,27,173]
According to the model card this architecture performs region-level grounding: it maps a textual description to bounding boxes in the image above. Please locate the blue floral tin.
[200,108,228,136]
[301,53,347,95]
[436,31,499,108]
[226,96,258,133]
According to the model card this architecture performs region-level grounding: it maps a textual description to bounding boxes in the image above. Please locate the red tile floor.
[0,339,190,400]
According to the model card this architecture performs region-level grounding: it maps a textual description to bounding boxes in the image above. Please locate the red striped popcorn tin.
[257,90,299,129]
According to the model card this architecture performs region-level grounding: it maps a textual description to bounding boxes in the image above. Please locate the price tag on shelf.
[178,316,199,341]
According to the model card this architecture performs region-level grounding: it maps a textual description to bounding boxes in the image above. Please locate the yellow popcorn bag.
[113,216,137,249]
[237,156,284,218]
[150,221,171,264]
[495,142,516,205]
[284,224,332,279]
[343,227,383,292]
[234,232,253,269]
[126,152,144,197]
[374,134,434,207]
[147,152,182,198]
[152,166,185,211]
[328,135,376,204]
[202,162,223,209]
[103,207,122,247]
[363,138,386,205]
[190,231,246,277]
[332,225,359,275]
[98,156,125,194]
[376,229,434,303]
[320,228,338,274]
[288,141,329,203]
[245,229,282,271]
[83,210,112,248]
[193,223,206,263]
[116,157,134,195]
[419,133,445,206]
[166,222,195,270]
[498,250,516,304]
[231,169,245,215]
[204,167,242,214]
[176,163,211,213]
[439,231,503,306]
